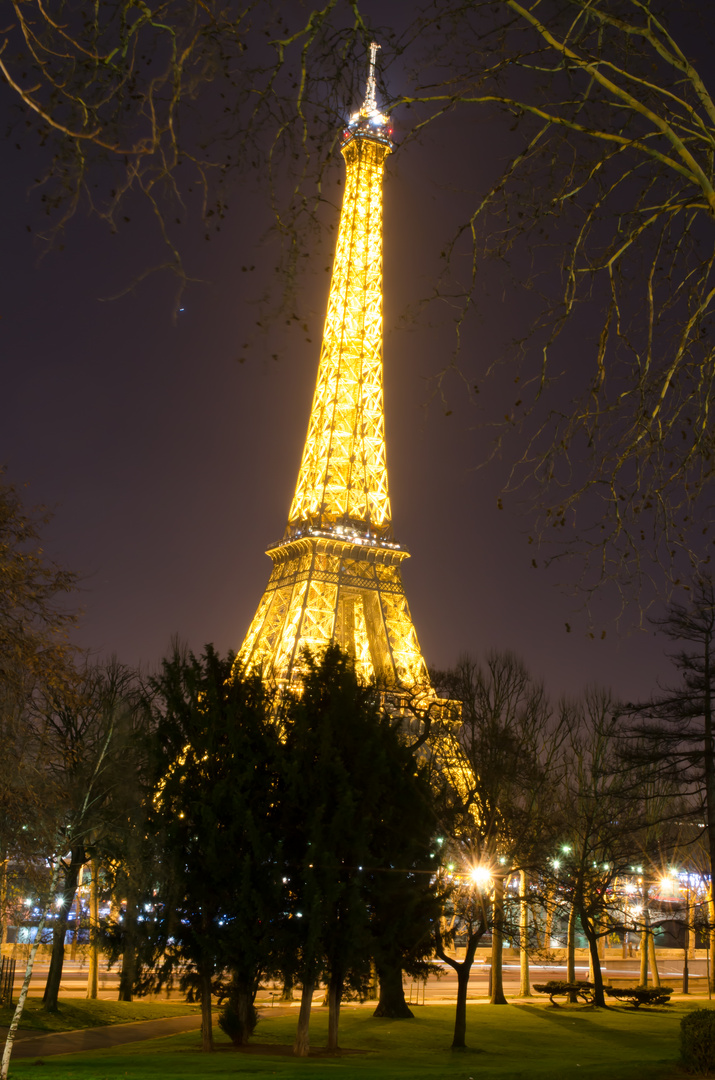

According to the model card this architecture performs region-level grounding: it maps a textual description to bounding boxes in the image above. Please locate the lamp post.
[683,875,691,995]
[490,863,508,1006]
[519,869,531,998]
[468,865,492,998]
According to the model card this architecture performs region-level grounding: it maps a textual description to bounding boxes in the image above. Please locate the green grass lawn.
[0,998,200,1033]
[7,999,706,1080]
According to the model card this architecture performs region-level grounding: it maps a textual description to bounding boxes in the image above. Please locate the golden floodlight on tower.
[236,44,430,693]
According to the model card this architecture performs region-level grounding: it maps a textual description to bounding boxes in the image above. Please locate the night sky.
[3,3,689,705]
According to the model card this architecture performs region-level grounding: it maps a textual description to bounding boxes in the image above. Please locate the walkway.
[1,1013,202,1058]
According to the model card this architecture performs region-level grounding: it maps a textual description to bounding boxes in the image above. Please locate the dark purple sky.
[2,10,686,704]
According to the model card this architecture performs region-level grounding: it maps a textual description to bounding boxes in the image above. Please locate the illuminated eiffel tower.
[238,44,430,693]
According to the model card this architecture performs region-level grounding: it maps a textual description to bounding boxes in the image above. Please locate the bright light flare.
[469,865,492,889]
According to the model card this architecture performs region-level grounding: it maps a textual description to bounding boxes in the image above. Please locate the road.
[6,955,709,1004]
[8,959,158,1001]
[406,957,709,1003]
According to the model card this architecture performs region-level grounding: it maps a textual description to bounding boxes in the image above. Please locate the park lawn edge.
[0,997,200,1032]
[6,999,705,1080]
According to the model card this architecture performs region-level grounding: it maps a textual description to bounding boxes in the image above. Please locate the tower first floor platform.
[237,531,428,690]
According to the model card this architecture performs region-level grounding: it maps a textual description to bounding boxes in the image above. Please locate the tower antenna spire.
[363,41,380,115]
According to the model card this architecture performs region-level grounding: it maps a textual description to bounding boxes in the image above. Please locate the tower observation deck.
[237,44,429,691]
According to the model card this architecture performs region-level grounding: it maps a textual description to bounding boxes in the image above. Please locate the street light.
[469,865,492,889]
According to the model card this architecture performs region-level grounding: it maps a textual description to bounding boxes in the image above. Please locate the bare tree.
[0,661,136,1075]
[622,576,715,984]
[431,652,563,1046]
[0,469,80,958]
[34,660,143,1011]
[391,0,715,599]
[0,468,78,699]
[545,688,670,1006]
[1,2,387,310]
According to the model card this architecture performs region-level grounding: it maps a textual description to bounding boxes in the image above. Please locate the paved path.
[1,1014,202,1058]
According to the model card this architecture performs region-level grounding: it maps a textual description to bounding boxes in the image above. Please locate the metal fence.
[0,957,16,1006]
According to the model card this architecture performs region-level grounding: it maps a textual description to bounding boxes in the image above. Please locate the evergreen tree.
[280,645,441,1053]
[142,645,279,1052]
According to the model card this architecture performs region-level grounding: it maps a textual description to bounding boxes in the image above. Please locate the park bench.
[534,980,594,1006]
[604,986,673,1008]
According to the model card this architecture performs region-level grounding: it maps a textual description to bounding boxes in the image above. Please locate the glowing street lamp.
[659,873,679,900]
[469,865,492,889]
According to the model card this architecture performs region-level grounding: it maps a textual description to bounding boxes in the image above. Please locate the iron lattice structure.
[238,46,429,692]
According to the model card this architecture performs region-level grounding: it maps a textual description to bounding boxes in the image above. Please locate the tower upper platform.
[341,41,394,151]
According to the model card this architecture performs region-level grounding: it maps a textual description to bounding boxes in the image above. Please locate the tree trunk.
[709,885,715,994]
[490,876,508,1005]
[567,903,577,1003]
[43,907,69,1011]
[373,964,413,1018]
[43,848,84,1011]
[280,974,295,1002]
[70,888,81,961]
[293,977,314,1056]
[639,881,649,987]
[235,977,256,1045]
[542,886,556,948]
[435,926,482,1050]
[588,919,598,984]
[86,859,99,1000]
[2,849,62,1080]
[366,961,378,1001]
[519,870,530,997]
[118,885,138,1001]
[647,916,660,987]
[327,969,342,1052]
[0,855,8,948]
[598,923,606,960]
[200,970,213,1052]
[703,636,715,989]
[580,912,606,1007]
[450,964,472,1049]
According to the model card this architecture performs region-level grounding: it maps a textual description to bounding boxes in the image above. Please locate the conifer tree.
[280,644,441,1052]
[142,645,279,1052]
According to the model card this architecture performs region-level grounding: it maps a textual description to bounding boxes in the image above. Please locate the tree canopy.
[0,469,78,699]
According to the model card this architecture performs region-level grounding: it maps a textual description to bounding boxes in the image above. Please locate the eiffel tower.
[238,44,430,694]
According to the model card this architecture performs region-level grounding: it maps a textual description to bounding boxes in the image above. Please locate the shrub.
[218,997,259,1046]
[681,1009,715,1074]
[605,986,673,1008]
